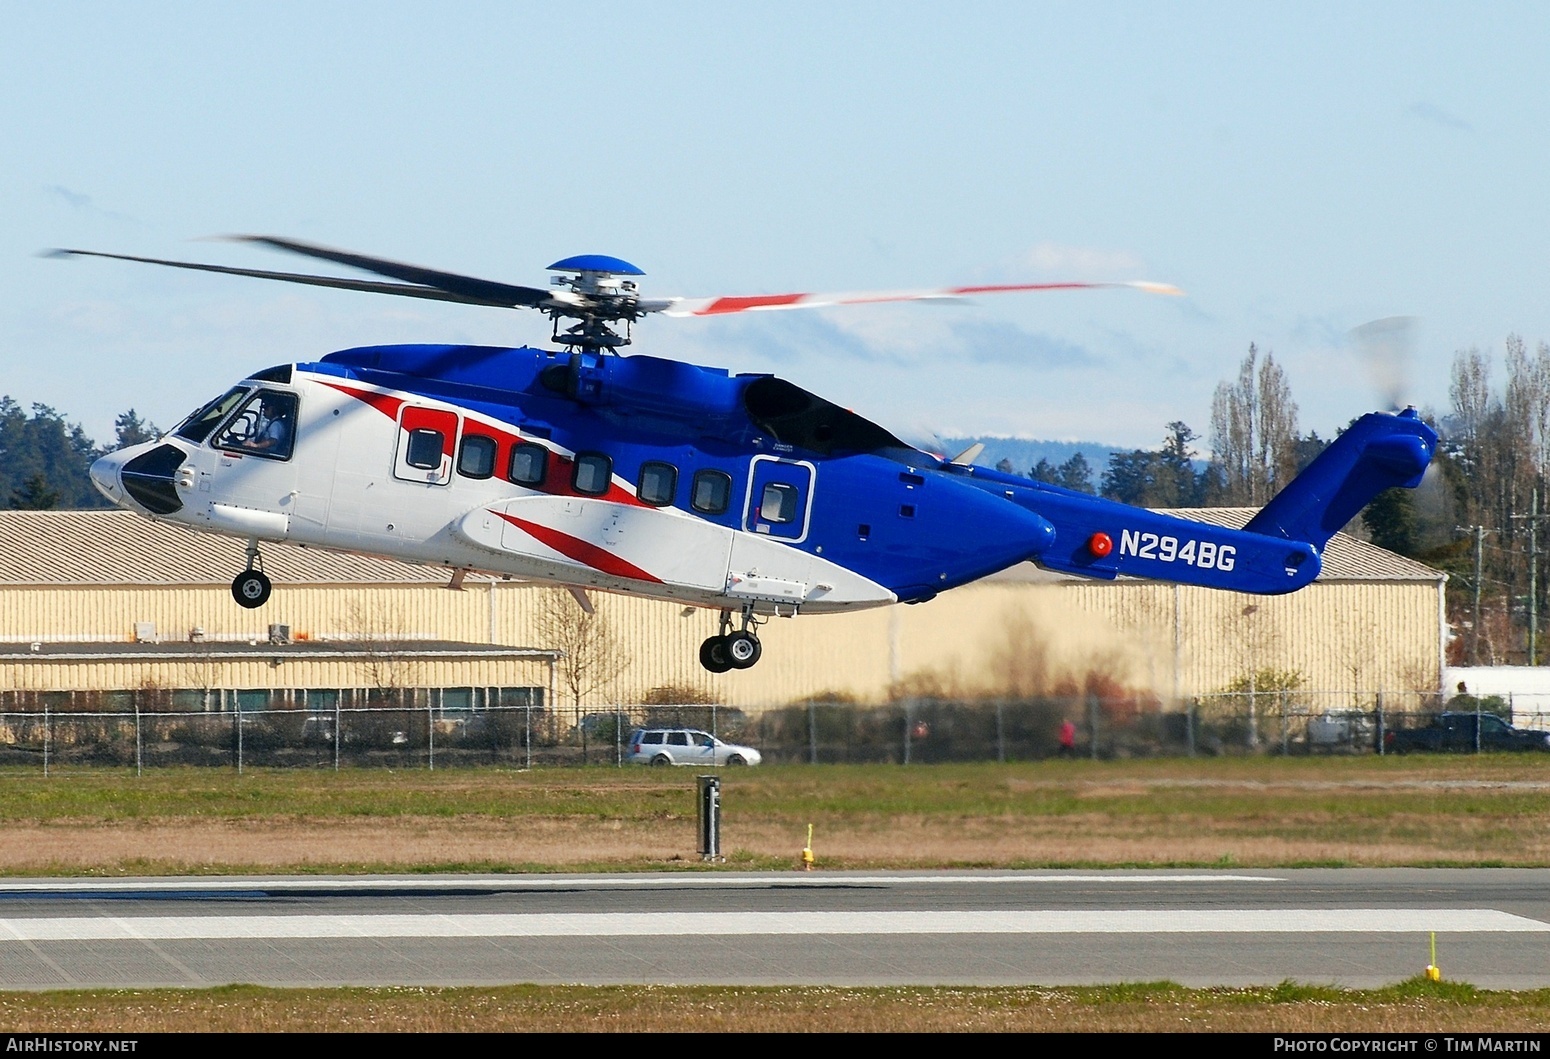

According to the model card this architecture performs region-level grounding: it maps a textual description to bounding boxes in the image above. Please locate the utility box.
[697,774,721,861]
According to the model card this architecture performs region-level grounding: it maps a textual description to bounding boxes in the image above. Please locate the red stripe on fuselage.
[319,379,646,507]
[321,381,405,420]
[493,511,663,583]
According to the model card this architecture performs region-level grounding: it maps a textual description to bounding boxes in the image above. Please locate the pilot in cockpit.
[238,395,294,457]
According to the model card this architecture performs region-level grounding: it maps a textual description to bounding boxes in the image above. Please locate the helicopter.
[61,237,1436,673]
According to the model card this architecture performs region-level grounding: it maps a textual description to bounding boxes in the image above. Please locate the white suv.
[626,728,762,767]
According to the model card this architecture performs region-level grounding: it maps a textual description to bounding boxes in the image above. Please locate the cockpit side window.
[174,386,250,444]
[212,390,300,461]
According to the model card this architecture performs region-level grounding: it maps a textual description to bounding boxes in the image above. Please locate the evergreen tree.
[113,409,161,448]
[1362,487,1419,556]
[1055,452,1095,494]
[8,473,59,510]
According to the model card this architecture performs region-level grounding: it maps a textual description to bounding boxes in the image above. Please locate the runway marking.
[0,874,1280,896]
[0,909,1543,941]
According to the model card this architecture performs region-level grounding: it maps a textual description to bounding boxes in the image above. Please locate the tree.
[1055,452,1095,494]
[1030,453,1095,494]
[1208,344,1300,505]
[1100,423,1202,507]
[8,473,59,510]
[113,409,161,449]
[1362,487,1418,556]
[0,398,106,509]
[536,588,630,712]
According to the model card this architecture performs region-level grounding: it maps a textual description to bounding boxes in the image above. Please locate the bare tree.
[1208,344,1300,505]
[536,588,630,711]
[345,598,420,705]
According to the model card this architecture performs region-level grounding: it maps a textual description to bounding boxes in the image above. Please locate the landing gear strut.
[231,540,272,609]
[699,606,764,673]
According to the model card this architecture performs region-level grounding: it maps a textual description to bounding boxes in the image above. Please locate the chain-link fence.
[3,687,1548,772]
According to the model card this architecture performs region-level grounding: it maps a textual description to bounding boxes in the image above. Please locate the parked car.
[1385,712,1550,753]
[1306,710,1376,751]
[625,728,762,766]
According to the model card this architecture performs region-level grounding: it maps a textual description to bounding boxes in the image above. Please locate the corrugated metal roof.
[0,507,1442,588]
[0,511,452,586]
[1158,507,1444,582]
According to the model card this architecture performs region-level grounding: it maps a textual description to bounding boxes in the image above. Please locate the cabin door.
[393,406,459,485]
[743,456,815,543]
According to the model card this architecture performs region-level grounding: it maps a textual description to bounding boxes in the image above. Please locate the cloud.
[1017,241,1146,276]
[44,185,134,222]
[1407,101,1474,134]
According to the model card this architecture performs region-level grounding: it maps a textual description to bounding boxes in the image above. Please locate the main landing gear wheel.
[231,570,272,608]
[700,636,733,674]
[724,631,761,670]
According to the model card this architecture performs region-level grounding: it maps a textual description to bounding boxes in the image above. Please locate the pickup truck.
[1385,712,1550,753]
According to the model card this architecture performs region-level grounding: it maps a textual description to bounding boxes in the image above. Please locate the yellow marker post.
[801,823,814,870]
[1425,931,1441,982]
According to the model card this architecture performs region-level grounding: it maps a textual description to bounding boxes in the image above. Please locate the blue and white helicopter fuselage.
[65,238,1438,673]
[90,341,1437,672]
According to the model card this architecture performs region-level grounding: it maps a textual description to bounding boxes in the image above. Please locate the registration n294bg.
[1119,529,1236,570]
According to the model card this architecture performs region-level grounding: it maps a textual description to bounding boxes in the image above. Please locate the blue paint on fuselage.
[301,344,1057,599]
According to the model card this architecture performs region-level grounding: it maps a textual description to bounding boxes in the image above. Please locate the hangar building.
[0,509,1445,710]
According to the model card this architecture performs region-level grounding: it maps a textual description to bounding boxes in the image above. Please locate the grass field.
[0,756,1546,875]
[3,981,1549,1033]
[4,757,1547,1031]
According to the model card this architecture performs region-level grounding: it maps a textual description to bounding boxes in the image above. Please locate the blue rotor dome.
[547,254,644,275]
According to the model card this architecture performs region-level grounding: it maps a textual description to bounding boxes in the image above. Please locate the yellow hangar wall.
[0,575,1444,708]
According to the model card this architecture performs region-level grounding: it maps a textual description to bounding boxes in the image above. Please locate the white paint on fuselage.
[108,370,896,615]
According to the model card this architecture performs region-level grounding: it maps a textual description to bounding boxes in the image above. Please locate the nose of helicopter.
[89,450,127,503]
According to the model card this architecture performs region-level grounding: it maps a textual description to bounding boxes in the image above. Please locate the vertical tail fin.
[1243,408,1437,549]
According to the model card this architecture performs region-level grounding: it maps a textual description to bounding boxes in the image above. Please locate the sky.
[4,2,1549,452]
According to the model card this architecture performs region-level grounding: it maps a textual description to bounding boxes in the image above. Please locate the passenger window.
[637,462,678,506]
[691,470,732,514]
[667,732,689,746]
[405,429,445,471]
[642,732,664,745]
[212,390,299,461]
[761,483,799,523]
[509,442,548,486]
[458,435,497,479]
[573,453,612,496]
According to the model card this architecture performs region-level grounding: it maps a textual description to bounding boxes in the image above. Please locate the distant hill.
[935,436,1125,477]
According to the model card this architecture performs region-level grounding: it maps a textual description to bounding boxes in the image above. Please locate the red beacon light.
[1088,531,1113,558]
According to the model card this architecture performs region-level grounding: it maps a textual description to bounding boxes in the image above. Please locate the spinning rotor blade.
[658,279,1184,317]
[226,236,554,309]
[46,248,526,308]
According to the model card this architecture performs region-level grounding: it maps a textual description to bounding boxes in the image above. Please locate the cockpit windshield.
[174,386,251,444]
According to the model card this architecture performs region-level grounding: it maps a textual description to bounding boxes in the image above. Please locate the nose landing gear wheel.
[725,631,761,669]
[231,570,272,608]
[699,636,733,674]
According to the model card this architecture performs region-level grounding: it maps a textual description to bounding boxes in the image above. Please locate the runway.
[0,868,1546,989]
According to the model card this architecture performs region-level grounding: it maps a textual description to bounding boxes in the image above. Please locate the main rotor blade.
[657,279,1184,317]
[46,248,539,309]
[228,236,554,309]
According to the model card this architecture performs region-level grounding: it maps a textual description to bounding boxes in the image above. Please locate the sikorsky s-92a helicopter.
[60,237,1436,673]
